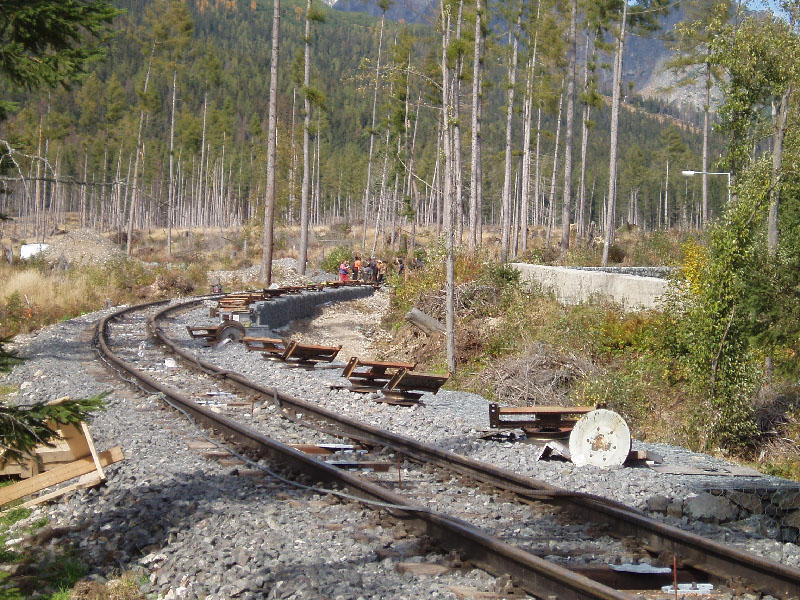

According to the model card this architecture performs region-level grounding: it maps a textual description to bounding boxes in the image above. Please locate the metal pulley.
[568,409,631,467]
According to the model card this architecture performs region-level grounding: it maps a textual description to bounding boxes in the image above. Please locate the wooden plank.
[14,474,104,510]
[80,422,105,480]
[0,447,124,507]
[53,423,91,461]
[0,459,37,478]
[36,440,75,464]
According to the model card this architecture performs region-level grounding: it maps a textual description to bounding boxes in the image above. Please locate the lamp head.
[681,170,696,176]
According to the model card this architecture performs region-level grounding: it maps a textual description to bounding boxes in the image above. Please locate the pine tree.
[0,0,121,121]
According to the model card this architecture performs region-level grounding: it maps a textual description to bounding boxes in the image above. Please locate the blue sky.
[747,0,790,16]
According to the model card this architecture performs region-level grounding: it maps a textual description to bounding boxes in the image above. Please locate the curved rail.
[95,297,633,600]
[149,297,800,599]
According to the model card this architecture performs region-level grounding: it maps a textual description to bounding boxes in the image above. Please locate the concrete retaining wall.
[511,263,669,310]
[569,266,675,279]
[249,285,374,329]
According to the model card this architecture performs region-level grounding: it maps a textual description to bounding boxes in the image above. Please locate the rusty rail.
[102,296,800,598]
[94,297,633,600]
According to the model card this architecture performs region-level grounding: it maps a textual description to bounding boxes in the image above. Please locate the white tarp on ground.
[20,243,49,259]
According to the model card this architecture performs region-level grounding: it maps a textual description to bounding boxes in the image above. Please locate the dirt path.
[282,288,393,362]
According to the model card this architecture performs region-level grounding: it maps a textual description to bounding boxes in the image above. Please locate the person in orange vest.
[353,256,362,281]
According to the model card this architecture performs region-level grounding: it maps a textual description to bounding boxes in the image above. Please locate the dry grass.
[480,342,596,407]
[70,572,146,600]
[0,266,105,337]
[1,268,61,306]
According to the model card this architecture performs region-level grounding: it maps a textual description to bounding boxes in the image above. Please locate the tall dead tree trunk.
[702,61,710,226]
[500,15,520,263]
[545,85,564,247]
[768,84,791,254]
[441,3,456,374]
[127,41,155,257]
[362,12,386,252]
[299,0,313,275]
[260,0,281,284]
[560,0,577,253]
[577,32,593,241]
[468,0,483,249]
[519,0,540,254]
[168,70,177,257]
[453,0,465,246]
[601,1,627,267]
[289,88,297,225]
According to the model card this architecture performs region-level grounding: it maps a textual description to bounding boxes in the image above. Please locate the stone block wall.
[249,285,374,329]
[646,485,800,543]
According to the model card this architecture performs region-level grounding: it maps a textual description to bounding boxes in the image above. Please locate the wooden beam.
[13,473,104,510]
[0,447,124,507]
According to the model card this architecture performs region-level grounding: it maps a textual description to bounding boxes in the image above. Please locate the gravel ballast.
[2,289,799,599]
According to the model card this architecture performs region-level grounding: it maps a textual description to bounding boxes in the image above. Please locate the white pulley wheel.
[568,409,631,467]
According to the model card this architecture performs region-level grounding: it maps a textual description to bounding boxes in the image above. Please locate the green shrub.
[606,244,626,263]
[321,246,353,275]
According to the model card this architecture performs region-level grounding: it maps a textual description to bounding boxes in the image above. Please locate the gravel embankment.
[2,289,799,600]
[170,297,800,569]
[0,308,501,600]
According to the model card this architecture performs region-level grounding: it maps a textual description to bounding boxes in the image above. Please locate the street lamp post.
[681,170,732,204]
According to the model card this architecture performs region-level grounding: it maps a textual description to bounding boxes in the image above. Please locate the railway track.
[94,294,800,599]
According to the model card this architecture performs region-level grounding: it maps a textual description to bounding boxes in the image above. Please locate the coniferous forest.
[0,0,725,259]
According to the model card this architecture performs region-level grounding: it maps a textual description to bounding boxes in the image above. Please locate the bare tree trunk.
[601,1,627,267]
[519,1,540,254]
[407,94,421,256]
[533,106,542,226]
[199,94,208,231]
[560,0,577,253]
[81,150,88,229]
[519,62,533,254]
[260,0,281,283]
[453,0,464,246]
[468,0,483,250]
[577,32,593,241]
[168,70,177,257]
[702,61,710,226]
[362,12,386,252]
[500,14,520,263]
[299,0,313,275]
[289,88,297,225]
[440,3,456,374]
[372,126,391,257]
[127,41,155,257]
[664,159,670,230]
[545,85,564,247]
[768,85,791,253]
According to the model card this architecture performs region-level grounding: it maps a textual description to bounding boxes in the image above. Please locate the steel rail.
[95,297,635,600]
[150,297,800,599]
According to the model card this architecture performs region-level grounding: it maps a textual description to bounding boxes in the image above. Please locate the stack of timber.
[0,413,124,509]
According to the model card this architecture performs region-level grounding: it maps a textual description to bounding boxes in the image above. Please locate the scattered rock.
[684,492,739,523]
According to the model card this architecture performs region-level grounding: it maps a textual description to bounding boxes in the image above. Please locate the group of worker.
[339,255,395,283]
